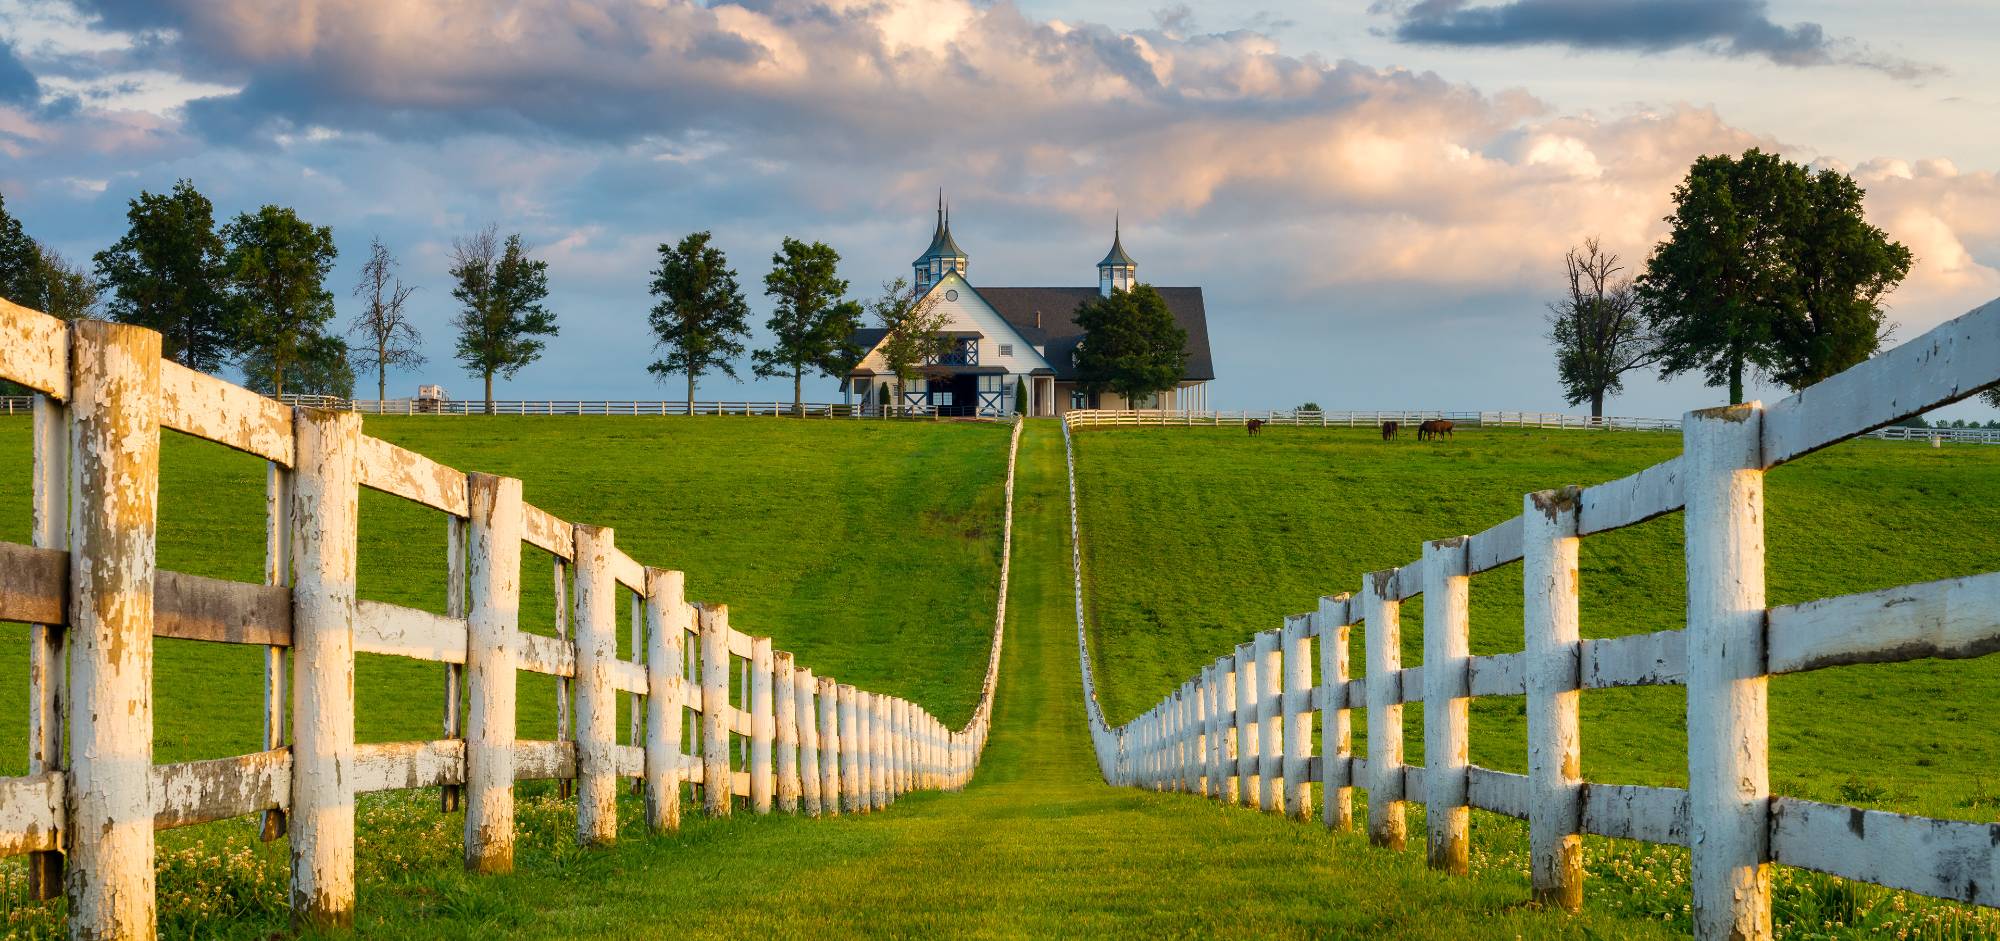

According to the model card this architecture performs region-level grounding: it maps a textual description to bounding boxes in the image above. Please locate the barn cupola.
[912,191,969,291]
[1097,214,1136,296]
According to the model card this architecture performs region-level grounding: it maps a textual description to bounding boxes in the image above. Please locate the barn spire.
[913,190,969,290]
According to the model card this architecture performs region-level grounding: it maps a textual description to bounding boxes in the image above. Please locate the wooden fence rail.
[0,297,1018,939]
[1067,296,2000,940]
[268,396,951,418]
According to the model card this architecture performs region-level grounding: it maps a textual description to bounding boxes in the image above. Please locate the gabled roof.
[978,287,1214,382]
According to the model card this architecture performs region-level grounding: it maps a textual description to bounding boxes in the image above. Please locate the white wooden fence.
[1065,407,1999,442]
[1068,296,2000,940]
[0,297,1018,939]
[271,396,947,418]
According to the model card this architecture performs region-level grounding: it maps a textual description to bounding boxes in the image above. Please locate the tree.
[1546,237,1660,417]
[869,277,952,413]
[754,237,864,414]
[1769,168,1910,389]
[94,180,235,372]
[222,205,340,399]
[349,236,424,401]
[0,191,44,309]
[450,225,558,414]
[33,244,101,321]
[242,333,355,399]
[1639,149,1803,404]
[647,231,750,403]
[1072,283,1188,407]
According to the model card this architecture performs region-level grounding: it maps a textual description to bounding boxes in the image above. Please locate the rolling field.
[0,415,1013,769]
[1073,421,2000,936]
[0,417,1682,939]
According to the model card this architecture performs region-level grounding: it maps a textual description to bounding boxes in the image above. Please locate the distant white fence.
[274,396,939,418]
[1064,407,1997,443]
[0,297,1018,938]
[1069,296,2000,940]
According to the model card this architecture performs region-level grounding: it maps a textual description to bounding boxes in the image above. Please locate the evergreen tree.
[94,180,234,372]
[1072,284,1188,407]
[648,231,750,403]
[222,205,340,399]
[450,226,558,413]
[754,237,863,414]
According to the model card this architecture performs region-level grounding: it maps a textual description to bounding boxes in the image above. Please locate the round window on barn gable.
[945,289,959,301]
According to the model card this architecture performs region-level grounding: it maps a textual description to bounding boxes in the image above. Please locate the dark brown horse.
[1381,421,1399,441]
[1417,419,1455,441]
[1246,419,1265,436]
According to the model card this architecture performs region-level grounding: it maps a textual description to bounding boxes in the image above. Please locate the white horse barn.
[844,202,1216,417]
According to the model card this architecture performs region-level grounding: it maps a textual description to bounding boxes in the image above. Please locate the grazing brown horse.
[1246,419,1265,436]
[1417,419,1455,441]
[1381,421,1399,441]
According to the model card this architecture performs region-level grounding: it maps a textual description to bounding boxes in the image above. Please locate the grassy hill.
[0,415,1012,768]
[0,417,1684,939]
[1073,422,2000,937]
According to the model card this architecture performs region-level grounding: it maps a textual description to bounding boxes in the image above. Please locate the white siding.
[854,273,1054,377]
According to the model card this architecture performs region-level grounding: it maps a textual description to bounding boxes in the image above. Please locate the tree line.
[2,178,1195,414]
[1546,148,1918,416]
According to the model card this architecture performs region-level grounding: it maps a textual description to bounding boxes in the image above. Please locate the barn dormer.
[1097,215,1136,296]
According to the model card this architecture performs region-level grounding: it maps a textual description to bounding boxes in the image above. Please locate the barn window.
[998,343,1014,357]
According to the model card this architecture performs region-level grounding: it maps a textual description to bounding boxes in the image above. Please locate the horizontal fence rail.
[0,297,1018,939]
[1063,408,1997,443]
[1067,296,2000,940]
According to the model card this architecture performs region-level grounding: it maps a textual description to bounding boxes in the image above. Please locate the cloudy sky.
[3,0,1997,418]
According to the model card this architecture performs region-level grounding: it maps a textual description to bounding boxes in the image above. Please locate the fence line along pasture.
[1066,296,2000,941]
[271,395,940,418]
[1063,407,2000,443]
[0,297,1020,939]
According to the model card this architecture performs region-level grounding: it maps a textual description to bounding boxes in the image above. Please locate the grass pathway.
[355,421,1672,938]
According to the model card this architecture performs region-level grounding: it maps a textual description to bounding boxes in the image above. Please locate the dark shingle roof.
[975,286,1214,382]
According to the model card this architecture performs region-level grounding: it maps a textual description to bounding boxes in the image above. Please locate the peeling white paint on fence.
[1062,293,2000,941]
[0,302,1023,940]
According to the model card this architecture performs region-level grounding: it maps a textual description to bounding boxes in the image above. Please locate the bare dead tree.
[348,236,424,402]
[1546,237,1659,418]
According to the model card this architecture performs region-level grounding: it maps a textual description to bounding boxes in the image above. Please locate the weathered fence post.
[895,698,913,796]
[66,321,161,938]
[262,462,291,843]
[838,685,862,813]
[775,651,799,812]
[290,404,362,927]
[1199,662,1219,799]
[553,557,573,799]
[749,636,774,813]
[1220,653,1240,804]
[572,523,618,845]
[465,473,522,872]
[1525,487,1583,911]
[28,393,65,900]
[1256,629,1283,813]
[1185,678,1203,794]
[700,604,732,816]
[1365,568,1406,851]
[1282,614,1313,822]
[1423,537,1471,876]
[1234,642,1257,807]
[796,668,821,814]
[819,677,842,815]
[1684,403,1772,940]
[1319,595,1354,831]
[442,513,466,814]
[644,568,688,833]
[869,693,888,808]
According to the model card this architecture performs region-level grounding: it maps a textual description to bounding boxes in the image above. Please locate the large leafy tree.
[1769,168,1911,389]
[0,191,44,309]
[450,225,558,413]
[349,236,424,401]
[1546,237,1658,417]
[754,237,863,414]
[242,333,355,399]
[222,205,340,399]
[1640,149,1908,403]
[869,277,951,411]
[94,180,235,372]
[648,231,750,403]
[33,245,101,321]
[1072,283,1188,408]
